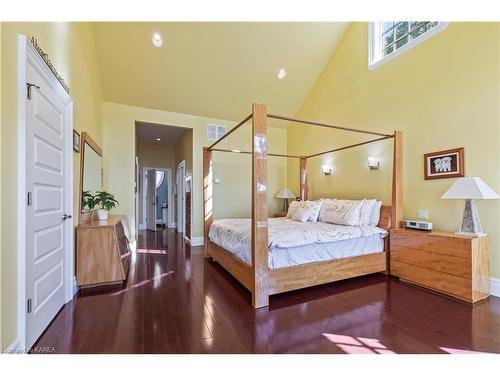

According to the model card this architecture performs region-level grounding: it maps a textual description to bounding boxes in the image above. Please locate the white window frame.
[368,22,448,71]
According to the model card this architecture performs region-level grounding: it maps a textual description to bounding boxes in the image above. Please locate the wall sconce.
[321,165,332,175]
[368,157,380,170]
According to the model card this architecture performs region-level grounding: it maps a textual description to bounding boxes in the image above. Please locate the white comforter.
[209,218,387,265]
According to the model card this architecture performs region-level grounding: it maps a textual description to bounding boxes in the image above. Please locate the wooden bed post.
[203,147,213,257]
[391,130,403,229]
[251,103,269,308]
[299,157,308,201]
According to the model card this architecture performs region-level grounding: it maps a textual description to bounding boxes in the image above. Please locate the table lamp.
[441,177,500,237]
[275,188,296,212]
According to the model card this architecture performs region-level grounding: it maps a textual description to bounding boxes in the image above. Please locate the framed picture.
[73,130,81,152]
[424,147,464,180]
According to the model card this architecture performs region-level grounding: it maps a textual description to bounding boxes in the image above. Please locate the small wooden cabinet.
[390,228,490,303]
[76,215,131,287]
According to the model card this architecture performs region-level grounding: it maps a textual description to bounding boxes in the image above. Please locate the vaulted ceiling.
[93,22,349,121]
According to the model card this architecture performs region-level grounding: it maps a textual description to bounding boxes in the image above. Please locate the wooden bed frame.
[203,103,403,308]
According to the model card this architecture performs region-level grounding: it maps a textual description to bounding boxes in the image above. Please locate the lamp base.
[457,199,486,237]
[283,199,289,213]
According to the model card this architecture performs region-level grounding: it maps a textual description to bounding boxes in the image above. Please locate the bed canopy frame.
[203,103,403,308]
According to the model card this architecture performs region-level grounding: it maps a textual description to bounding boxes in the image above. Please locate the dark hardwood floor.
[34,229,500,354]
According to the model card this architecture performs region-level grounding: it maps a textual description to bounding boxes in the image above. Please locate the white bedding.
[208,218,387,269]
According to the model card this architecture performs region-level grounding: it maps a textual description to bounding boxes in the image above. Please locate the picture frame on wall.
[73,129,81,152]
[424,147,464,180]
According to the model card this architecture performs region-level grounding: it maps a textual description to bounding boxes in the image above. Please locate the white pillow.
[370,201,383,226]
[319,198,365,226]
[360,199,377,226]
[291,207,313,223]
[286,200,323,222]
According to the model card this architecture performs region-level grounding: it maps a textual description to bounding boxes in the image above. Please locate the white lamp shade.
[276,188,296,199]
[441,177,500,200]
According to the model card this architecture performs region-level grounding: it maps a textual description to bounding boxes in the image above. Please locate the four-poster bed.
[203,103,403,308]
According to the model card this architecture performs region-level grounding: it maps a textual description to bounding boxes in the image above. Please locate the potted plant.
[93,190,119,221]
[81,190,97,211]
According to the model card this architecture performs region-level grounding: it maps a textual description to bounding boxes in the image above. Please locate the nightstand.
[273,212,287,218]
[390,228,489,304]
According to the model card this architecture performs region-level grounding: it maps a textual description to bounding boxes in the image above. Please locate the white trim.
[72,277,78,297]
[490,277,500,298]
[18,35,74,349]
[368,22,449,71]
[4,338,22,354]
[17,34,27,352]
[168,222,177,229]
[187,236,204,247]
[139,223,146,230]
[176,160,186,233]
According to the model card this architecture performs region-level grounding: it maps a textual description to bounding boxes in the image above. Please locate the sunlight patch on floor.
[322,333,396,354]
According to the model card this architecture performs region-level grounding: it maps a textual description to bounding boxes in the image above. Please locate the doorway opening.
[134,122,193,240]
[142,167,172,231]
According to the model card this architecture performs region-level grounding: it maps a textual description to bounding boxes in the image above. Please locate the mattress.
[208,218,387,269]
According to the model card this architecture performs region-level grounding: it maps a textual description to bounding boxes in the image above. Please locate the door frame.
[141,167,173,230]
[17,35,74,349]
[176,160,186,233]
[184,173,193,241]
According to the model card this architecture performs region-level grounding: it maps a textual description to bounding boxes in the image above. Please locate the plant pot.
[97,209,108,221]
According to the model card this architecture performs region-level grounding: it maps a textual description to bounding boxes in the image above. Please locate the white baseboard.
[4,337,22,354]
[129,240,137,252]
[187,236,204,246]
[490,277,500,297]
[138,224,146,230]
[168,223,176,229]
[73,276,78,297]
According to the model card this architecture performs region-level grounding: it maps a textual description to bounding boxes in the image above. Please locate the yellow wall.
[287,22,500,278]
[136,142,176,224]
[103,102,288,242]
[175,128,193,177]
[0,22,103,348]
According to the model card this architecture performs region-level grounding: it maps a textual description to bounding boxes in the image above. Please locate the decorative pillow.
[287,199,323,222]
[291,207,313,223]
[360,199,377,226]
[319,198,365,226]
[370,201,383,226]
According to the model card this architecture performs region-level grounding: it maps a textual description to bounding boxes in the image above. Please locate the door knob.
[62,214,72,221]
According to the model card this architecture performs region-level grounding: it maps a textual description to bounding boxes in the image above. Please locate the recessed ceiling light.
[277,68,287,80]
[156,138,161,141]
[152,32,163,48]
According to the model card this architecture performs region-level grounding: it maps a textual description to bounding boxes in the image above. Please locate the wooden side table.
[390,228,489,304]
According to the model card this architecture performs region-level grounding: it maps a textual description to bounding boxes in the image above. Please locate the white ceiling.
[93,22,350,121]
[136,122,186,144]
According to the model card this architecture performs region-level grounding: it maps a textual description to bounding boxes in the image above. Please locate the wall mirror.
[79,132,103,221]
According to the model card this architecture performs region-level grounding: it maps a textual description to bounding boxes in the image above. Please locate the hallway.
[34,229,500,354]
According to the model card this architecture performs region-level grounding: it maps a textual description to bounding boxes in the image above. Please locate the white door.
[146,168,157,231]
[25,55,71,347]
[176,161,185,233]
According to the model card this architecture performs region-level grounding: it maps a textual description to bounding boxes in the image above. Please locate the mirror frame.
[79,131,103,224]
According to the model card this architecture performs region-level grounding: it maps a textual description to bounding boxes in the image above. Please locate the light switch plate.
[418,210,429,220]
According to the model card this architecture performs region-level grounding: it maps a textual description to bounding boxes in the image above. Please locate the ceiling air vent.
[207,124,227,141]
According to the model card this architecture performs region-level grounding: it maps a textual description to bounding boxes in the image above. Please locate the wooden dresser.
[390,228,490,303]
[76,215,131,288]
